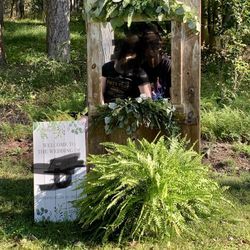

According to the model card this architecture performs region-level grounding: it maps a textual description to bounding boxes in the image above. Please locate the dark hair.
[141,24,162,51]
[114,35,141,61]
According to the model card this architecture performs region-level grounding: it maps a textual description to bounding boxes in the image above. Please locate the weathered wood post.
[84,0,201,155]
[171,0,201,152]
[84,0,114,156]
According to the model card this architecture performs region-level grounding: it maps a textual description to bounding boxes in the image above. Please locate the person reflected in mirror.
[141,24,171,100]
[100,35,152,104]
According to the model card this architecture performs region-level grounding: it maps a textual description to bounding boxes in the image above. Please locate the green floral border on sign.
[87,0,200,33]
[33,121,84,140]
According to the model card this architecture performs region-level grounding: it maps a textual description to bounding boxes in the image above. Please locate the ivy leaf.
[118,122,124,128]
[108,102,117,110]
[175,6,185,16]
[156,6,162,14]
[195,22,201,33]
[105,4,117,19]
[122,0,131,8]
[127,8,134,27]
[158,13,165,21]
[105,116,111,124]
[126,126,132,134]
[188,20,196,30]
[110,18,124,28]
[105,125,112,134]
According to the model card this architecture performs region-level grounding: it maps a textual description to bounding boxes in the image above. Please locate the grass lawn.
[0,19,249,249]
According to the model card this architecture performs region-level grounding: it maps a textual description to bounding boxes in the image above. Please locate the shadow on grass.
[0,178,88,248]
[4,20,45,26]
[218,174,250,204]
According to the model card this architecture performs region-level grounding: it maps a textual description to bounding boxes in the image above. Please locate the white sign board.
[33,121,86,222]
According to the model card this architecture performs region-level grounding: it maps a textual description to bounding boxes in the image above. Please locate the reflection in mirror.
[100,21,171,104]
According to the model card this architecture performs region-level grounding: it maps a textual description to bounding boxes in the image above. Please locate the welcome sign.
[33,121,87,222]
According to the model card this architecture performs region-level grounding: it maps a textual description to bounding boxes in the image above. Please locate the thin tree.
[46,0,70,62]
[16,0,24,19]
[0,0,5,65]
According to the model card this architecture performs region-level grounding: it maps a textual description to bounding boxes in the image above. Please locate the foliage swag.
[76,136,227,242]
[94,97,179,135]
[87,0,200,33]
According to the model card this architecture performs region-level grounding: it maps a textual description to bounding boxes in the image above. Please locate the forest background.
[0,0,249,249]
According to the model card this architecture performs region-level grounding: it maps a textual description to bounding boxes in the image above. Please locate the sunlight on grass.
[0,123,32,142]
[232,143,250,157]
[201,106,250,141]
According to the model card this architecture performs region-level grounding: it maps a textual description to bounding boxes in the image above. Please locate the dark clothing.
[142,55,171,98]
[102,61,149,103]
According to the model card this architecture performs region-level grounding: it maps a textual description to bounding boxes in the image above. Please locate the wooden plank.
[171,21,183,106]
[85,0,114,156]
[86,22,114,114]
[180,0,201,152]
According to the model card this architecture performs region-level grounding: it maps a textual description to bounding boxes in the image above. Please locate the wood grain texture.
[85,0,114,156]
[171,0,201,152]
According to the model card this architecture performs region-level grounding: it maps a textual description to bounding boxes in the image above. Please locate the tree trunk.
[16,0,20,18]
[16,0,24,19]
[201,0,206,46]
[10,0,15,18]
[19,0,24,18]
[207,0,216,49]
[46,0,70,62]
[0,0,6,65]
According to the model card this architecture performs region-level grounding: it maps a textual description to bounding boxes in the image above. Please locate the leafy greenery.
[87,0,200,32]
[201,0,250,98]
[76,136,227,243]
[201,105,250,142]
[232,143,250,157]
[94,97,179,136]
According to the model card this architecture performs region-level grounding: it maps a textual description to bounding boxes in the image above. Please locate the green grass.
[0,122,32,142]
[232,143,250,157]
[0,151,249,249]
[201,71,250,142]
[201,105,250,142]
[0,18,87,127]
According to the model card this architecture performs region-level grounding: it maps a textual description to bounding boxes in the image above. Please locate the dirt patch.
[0,103,31,125]
[0,138,249,174]
[0,138,33,166]
[202,141,250,174]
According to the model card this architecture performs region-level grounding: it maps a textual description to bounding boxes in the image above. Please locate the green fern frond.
[76,136,228,243]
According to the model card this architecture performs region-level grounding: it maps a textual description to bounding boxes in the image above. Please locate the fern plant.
[76,136,227,243]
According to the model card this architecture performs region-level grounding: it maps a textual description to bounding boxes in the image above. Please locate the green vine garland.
[94,96,179,135]
[86,0,200,33]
